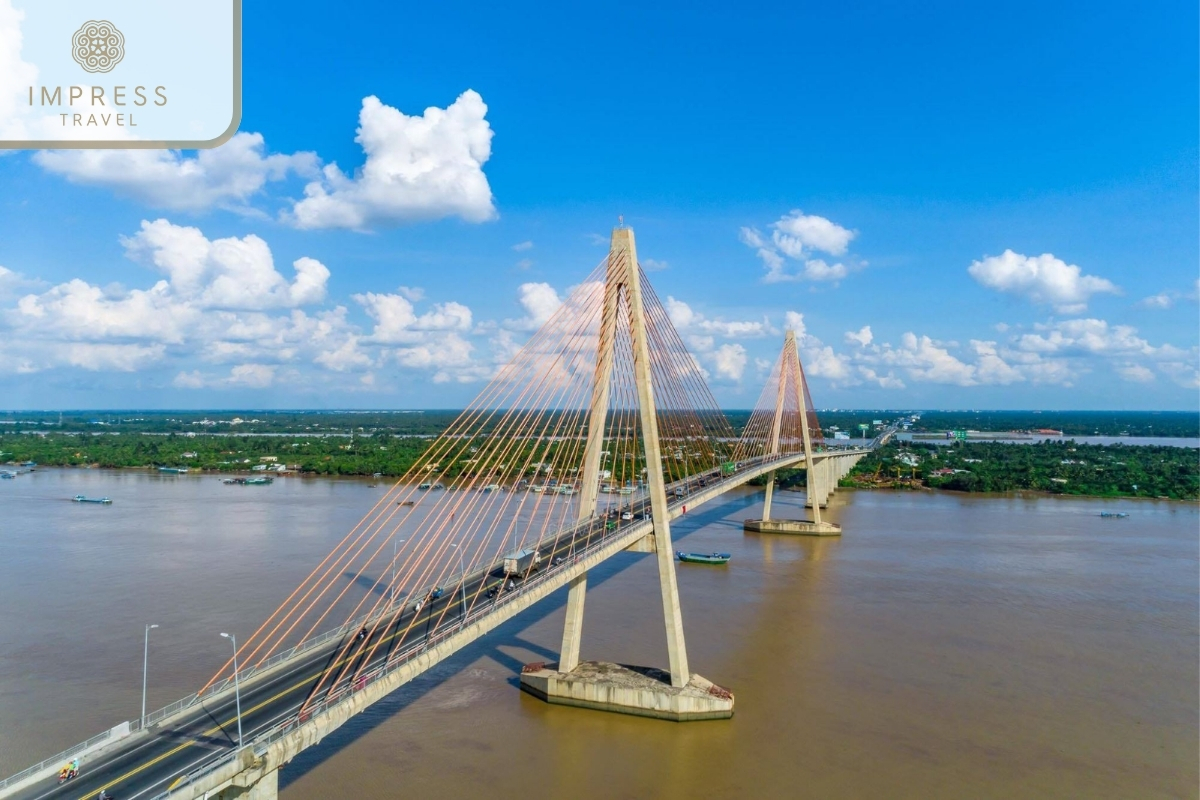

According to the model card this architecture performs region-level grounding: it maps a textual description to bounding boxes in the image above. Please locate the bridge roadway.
[8,449,869,800]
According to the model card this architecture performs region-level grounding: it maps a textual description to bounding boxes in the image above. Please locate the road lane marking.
[70,612,437,800]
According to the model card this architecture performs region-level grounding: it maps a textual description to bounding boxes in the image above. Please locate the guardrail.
[0,726,120,792]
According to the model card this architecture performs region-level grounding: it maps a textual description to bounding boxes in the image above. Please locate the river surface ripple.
[1,469,1196,799]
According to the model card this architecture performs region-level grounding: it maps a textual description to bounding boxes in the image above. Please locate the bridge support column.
[526,224,731,720]
[744,330,841,537]
[762,472,776,521]
[805,459,831,510]
[559,572,587,673]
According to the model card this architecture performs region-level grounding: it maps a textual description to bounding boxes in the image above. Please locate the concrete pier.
[519,661,733,721]
[743,517,842,536]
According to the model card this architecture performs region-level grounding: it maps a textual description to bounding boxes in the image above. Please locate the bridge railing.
[133,593,416,735]
[0,726,119,792]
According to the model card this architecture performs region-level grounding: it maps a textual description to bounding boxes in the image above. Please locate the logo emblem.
[71,20,125,73]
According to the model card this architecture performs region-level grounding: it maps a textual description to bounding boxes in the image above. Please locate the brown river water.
[1,469,1196,799]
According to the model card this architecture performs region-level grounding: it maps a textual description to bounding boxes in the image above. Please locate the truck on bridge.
[501,548,543,577]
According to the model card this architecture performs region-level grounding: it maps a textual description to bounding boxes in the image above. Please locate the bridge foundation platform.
[743,518,842,536]
[519,661,733,721]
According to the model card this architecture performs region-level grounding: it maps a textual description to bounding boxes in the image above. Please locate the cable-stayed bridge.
[2,226,882,800]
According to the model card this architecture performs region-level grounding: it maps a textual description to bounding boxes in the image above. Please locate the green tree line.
[842,441,1198,500]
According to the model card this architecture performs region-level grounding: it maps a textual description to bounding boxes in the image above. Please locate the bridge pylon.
[742,330,844,536]
[520,224,734,720]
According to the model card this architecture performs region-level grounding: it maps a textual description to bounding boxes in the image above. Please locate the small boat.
[398,499,415,506]
[73,495,112,504]
[676,551,730,565]
[158,467,189,474]
[1099,512,1129,518]
[243,476,273,485]
[481,484,501,493]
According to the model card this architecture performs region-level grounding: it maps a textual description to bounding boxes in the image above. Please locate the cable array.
[732,331,824,462]
[198,253,750,709]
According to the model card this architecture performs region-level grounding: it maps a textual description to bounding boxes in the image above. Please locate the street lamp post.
[390,537,407,603]
[450,542,467,624]
[219,633,243,750]
[141,624,159,728]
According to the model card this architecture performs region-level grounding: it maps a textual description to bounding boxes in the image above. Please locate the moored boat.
[72,495,112,504]
[158,467,189,474]
[676,551,730,565]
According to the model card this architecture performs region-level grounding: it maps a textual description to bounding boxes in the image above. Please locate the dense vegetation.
[905,410,1198,438]
[0,432,434,476]
[3,410,1196,493]
[3,409,1195,438]
[0,410,460,436]
[842,441,1199,500]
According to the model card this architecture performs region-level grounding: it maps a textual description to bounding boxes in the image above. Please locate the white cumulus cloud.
[505,283,562,330]
[34,133,318,212]
[122,219,329,309]
[880,333,978,386]
[666,297,769,338]
[740,211,858,284]
[968,250,1119,313]
[1115,363,1155,383]
[844,325,873,347]
[712,343,747,381]
[354,292,472,343]
[803,344,856,383]
[289,91,496,230]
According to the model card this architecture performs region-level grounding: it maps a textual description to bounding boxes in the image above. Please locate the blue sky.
[0,0,1196,410]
